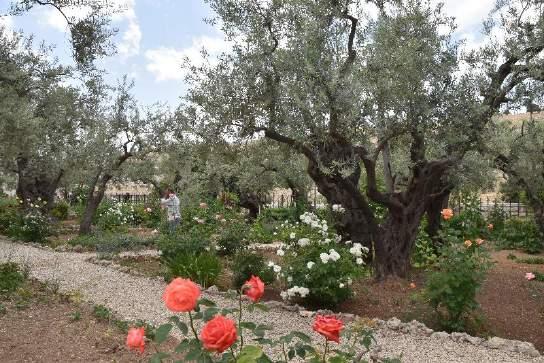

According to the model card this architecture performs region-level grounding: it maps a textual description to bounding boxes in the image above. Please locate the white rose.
[276,249,285,256]
[356,258,363,265]
[290,232,296,239]
[273,265,282,273]
[307,261,315,269]
[320,253,330,264]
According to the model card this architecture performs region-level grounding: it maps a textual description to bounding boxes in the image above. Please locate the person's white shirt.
[162,194,180,221]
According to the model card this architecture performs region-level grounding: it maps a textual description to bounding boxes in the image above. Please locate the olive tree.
[181,0,544,278]
[75,77,173,234]
[493,113,544,243]
[0,28,83,210]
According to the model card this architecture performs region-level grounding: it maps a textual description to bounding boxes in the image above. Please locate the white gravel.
[1,238,542,363]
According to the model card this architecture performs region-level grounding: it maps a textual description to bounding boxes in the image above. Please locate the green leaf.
[252,303,269,312]
[203,307,220,321]
[154,323,173,344]
[236,345,263,363]
[149,352,170,363]
[291,331,311,343]
[198,298,216,307]
[240,321,257,330]
[170,316,188,335]
[287,348,295,360]
[174,339,191,353]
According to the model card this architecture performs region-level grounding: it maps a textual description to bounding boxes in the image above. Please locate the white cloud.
[111,0,141,58]
[441,0,495,33]
[145,36,229,82]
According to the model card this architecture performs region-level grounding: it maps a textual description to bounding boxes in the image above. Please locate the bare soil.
[338,249,544,352]
[0,280,178,363]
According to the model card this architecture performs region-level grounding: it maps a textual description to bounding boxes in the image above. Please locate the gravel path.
[1,238,542,363]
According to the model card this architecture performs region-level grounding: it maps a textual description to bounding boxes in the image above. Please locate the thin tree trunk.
[79,174,112,235]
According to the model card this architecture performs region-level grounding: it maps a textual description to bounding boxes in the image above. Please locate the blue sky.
[0,0,496,107]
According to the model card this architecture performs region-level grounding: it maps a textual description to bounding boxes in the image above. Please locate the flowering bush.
[96,200,136,231]
[424,209,492,331]
[232,250,276,290]
[268,212,367,307]
[132,202,163,228]
[126,276,383,362]
[7,200,52,243]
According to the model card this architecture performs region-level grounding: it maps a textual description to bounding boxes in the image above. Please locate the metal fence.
[106,192,532,219]
[108,194,149,204]
[451,197,532,219]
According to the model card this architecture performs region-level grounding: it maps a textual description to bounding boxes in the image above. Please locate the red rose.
[200,315,237,352]
[244,275,265,302]
[312,315,344,343]
[162,278,201,312]
[126,327,145,353]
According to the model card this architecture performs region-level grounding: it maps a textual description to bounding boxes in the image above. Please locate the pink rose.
[244,275,265,302]
[441,208,453,220]
[525,272,536,281]
[200,315,237,352]
[162,278,201,312]
[126,327,145,353]
[312,315,344,343]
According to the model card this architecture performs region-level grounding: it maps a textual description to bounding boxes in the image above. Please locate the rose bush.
[266,212,367,307]
[126,275,388,362]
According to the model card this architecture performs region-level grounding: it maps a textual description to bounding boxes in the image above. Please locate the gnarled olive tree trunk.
[16,156,63,211]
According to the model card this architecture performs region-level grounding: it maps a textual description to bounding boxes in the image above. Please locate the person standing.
[161,188,180,232]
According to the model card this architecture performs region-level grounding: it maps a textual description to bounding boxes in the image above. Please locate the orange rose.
[312,315,344,343]
[162,278,201,312]
[476,238,484,245]
[126,327,145,353]
[441,208,453,220]
[200,315,237,352]
[409,282,416,289]
[244,275,265,302]
[487,223,493,231]
[464,240,472,248]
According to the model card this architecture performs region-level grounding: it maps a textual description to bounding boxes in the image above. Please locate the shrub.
[0,197,20,234]
[424,237,492,331]
[161,251,221,288]
[157,231,211,256]
[231,250,276,289]
[173,199,246,240]
[411,227,438,269]
[159,230,221,287]
[7,203,52,243]
[496,218,542,254]
[270,212,364,308]
[447,195,486,240]
[68,233,155,256]
[95,199,135,231]
[487,203,508,233]
[259,207,298,222]
[0,262,26,295]
[50,200,70,220]
[131,203,162,228]
[216,222,249,256]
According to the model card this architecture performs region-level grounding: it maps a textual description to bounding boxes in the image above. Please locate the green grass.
[517,257,544,265]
